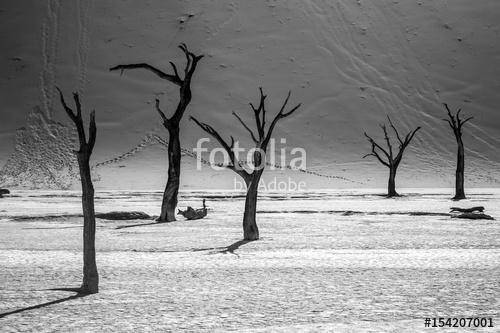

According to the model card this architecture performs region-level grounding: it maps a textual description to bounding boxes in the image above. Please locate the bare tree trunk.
[159,126,181,221]
[388,166,398,197]
[454,139,466,200]
[77,151,99,294]
[443,103,472,201]
[243,175,260,241]
[57,88,99,294]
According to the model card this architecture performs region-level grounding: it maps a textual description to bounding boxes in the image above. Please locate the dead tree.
[110,43,203,222]
[57,88,99,294]
[363,116,421,197]
[443,103,473,200]
[191,88,301,240]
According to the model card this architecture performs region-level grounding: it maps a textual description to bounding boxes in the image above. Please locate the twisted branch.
[364,117,420,168]
[57,87,96,153]
[191,88,301,179]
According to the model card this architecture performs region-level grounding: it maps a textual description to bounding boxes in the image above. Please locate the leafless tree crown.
[443,103,473,138]
[190,88,301,180]
[56,87,96,154]
[109,43,204,126]
[363,116,421,167]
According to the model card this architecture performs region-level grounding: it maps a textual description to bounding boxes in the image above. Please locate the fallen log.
[0,189,10,198]
[450,206,484,213]
[452,213,494,220]
[178,199,207,220]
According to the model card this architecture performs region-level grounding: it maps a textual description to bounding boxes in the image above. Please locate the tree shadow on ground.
[0,288,89,318]
[216,239,252,255]
[115,221,164,229]
[257,209,451,217]
[11,214,82,222]
[120,239,254,254]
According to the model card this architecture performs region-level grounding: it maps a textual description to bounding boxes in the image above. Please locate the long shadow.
[124,244,249,254]
[115,221,166,229]
[217,239,252,255]
[0,288,88,318]
[191,247,226,252]
[22,226,83,230]
[12,214,82,222]
[122,247,225,253]
[257,209,451,217]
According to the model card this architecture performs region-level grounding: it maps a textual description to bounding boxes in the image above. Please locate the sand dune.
[1,0,499,189]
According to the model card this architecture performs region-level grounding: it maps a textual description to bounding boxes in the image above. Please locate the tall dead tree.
[443,103,473,200]
[57,88,99,294]
[191,88,301,240]
[363,116,421,197]
[110,43,203,222]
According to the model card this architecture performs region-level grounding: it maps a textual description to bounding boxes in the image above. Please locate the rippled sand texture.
[1,189,499,332]
[2,1,500,189]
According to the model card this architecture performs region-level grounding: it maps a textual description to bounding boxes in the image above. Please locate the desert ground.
[0,189,499,332]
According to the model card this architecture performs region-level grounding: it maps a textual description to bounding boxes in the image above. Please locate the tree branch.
[179,43,192,75]
[380,124,393,158]
[262,90,301,148]
[249,88,266,139]
[443,118,455,132]
[387,116,403,146]
[233,111,258,144]
[364,132,390,160]
[190,116,250,180]
[56,87,77,121]
[155,99,171,128]
[259,87,266,134]
[57,88,96,153]
[443,103,472,138]
[444,103,458,128]
[71,92,86,145]
[459,116,474,127]
[169,61,181,81]
[363,132,390,167]
[403,126,421,147]
[88,110,97,152]
[394,126,421,166]
[109,63,183,86]
[179,43,204,77]
[281,103,302,118]
[72,92,82,118]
